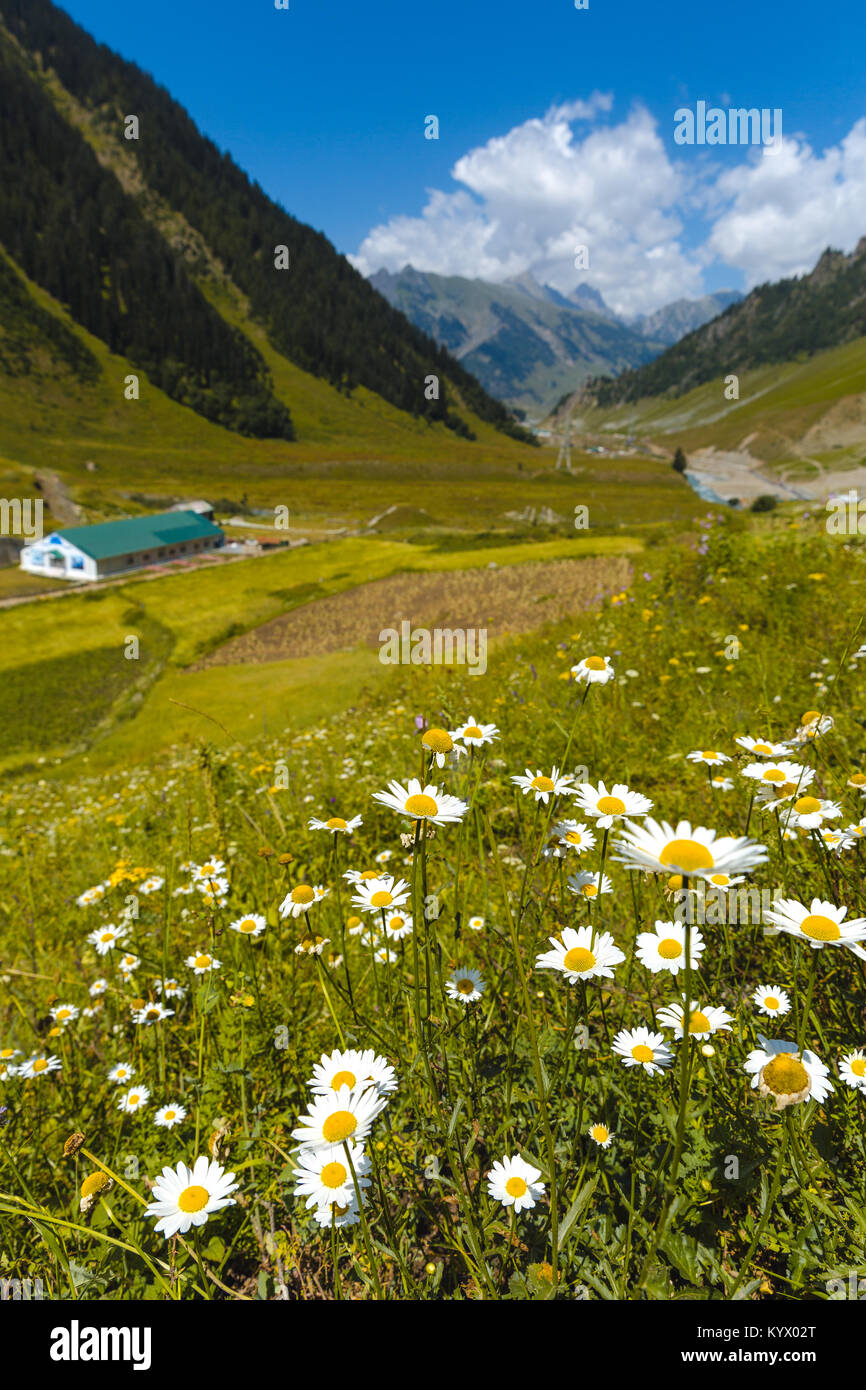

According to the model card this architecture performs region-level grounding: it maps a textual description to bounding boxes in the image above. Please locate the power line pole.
[555,413,573,472]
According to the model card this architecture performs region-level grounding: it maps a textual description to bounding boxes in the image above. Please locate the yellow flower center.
[659,838,714,871]
[81,1172,111,1198]
[422,728,453,752]
[850,773,866,786]
[708,874,729,886]
[326,818,348,829]
[597,795,626,815]
[582,884,598,898]
[322,1110,358,1144]
[128,1093,139,1104]
[388,916,405,930]
[753,742,772,754]
[505,1175,528,1197]
[702,751,718,760]
[32,1058,48,1072]
[632,1044,654,1063]
[463,726,483,738]
[239,919,257,933]
[584,656,607,671]
[55,1009,71,1021]
[194,955,211,969]
[687,1010,711,1034]
[330,1070,357,1090]
[658,938,683,960]
[164,1110,176,1120]
[794,796,822,814]
[762,768,786,783]
[370,890,393,908]
[800,710,820,726]
[405,793,438,816]
[851,1058,866,1078]
[591,1125,609,1142]
[563,947,595,973]
[456,978,476,994]
[565,831,583,844]
[320,1161,348,1189]
[762,1053,810,1096]
[764,996,779,1010]
[531,776,555,792]
[145,1007,160,1019]
[800,914,841,941]
[291,885,315,904]
[178,1185,210,1213]
[0,1049,13,1059]
[100,932,114,943]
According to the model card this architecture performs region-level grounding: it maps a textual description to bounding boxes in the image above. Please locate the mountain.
[370,266,742,415]
[629,291,743,347]
[369,266,661,415]
[0,0,529,446]
[586,241,866,407]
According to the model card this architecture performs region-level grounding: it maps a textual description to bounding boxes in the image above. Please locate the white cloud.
[351,100,866,316]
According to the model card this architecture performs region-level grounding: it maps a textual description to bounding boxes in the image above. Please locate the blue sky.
[59,0,866,314]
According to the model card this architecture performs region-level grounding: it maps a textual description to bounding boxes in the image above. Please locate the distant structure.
[19,508,223,582]
[555,414,573,472]
[170,499,215,521]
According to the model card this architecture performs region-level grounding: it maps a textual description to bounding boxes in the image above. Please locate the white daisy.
[145,1156,238,1239]
[351,875,411,916]
[76,884,107,907]
[373,778,468,824]
[838,1050,866,1092]
[154,1103,187,1128]
[445,968,485,1003]
[292,1085,388,1150]
[635,921,706,976]
[741,759,811,789]
[686,749,731,767]
[155,978,185,999]
[118,953,140,977]
[763,897,866,956]
[571,780,653,828]
[139,876,164,895]
[192,859,227,884]
[279,884,319,918]
[131,1002,174,1026]
[571,655,615,685]
[782,796,842,830]
[486,1155,546,1212]
[793,713,833,743]
[548,820,597,856]
[117,1085,150,1113]
[18,1054,62,1079]
[588,1122,614,1148]
[744,1036,833,1109]
[89,979,108,997]
[312,1197,361,1229]
[656,999,732,1040]
[307,1048,398,1099]
[308,814,363,834]
[421,727,461,768]
[293,1143,371,1210]
[373,946,398,966]
[382,912,413,941]
[229,912,267,938]
[701,872,745,891]
[710,776,735,792]
[752,985,791,1018]
[817,827,856,854]
[49,1003,79,1027]
[108,1062,135,1084]
[511,766,574,804]
[614,818,767,878]
[566,871,613,901]
[294,933,330,956]
[612,1027,672,1075]
[734,735,793,758]
[87,924,128,955]
[451,719,499,748]
[535,925,624,983]
[467,915,485,932]
[186,950,221,974]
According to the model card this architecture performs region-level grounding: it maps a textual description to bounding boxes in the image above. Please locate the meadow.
[1,505,865,1300]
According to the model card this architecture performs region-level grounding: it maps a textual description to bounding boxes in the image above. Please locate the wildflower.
[117,1085,150,1113]
[614,818,767,878]
[88,979,108,997]
[783,796,842,831]
[744,1037,833,1109]
[293,1143,371,1210]
[548,820,596,856]
[155,1103,187,1128]
[451,719,499,747]
[108,1062,135,1084]
[192,859,227,883]
[588,1122,614,1148]
[635,921,706,976]
[118,954,140,977]
[351,875,411,915]
[571,655,615,685]
[76,884,107,907]
[279,884,319,917]
[445,968,485,1003]
[295,934,330,956]
[421,727,460,768]
[185,951,222,974]
[710,776,735,791]
[566,871,613,900]
[18,1054,62,1079]
[80,1171,113,1215]
[838,1050,866,1092]
[312,1198,361,1229]
[308,814,363,833]
[467,915,485,931]
[292,1085,388,1150]
[155,978,186,999]
[145,1156,238,1239]
[763,897,866,956]
[656,999,732,1040]
[752,985,791,1018]
[535,925,624,983]
[686,750,731,767]
[572,780,653,827]
[734,735,792,758]
[511,767,574,804]
[612,1027,672,1075]
[373,946,398,965]
[49,1003,79,1026]
[131,1002,174,1026]
[229,913,267,937]
[373,778,468,824]
[486,1155,546,1212]
[307,1048,397,1098]
[87,924,127,955]
[382,912,412,941]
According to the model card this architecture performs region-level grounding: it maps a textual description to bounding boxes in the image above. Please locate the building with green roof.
[19,508,224,581]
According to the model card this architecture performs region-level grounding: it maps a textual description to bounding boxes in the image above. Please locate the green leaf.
[558,1174,599,1250]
